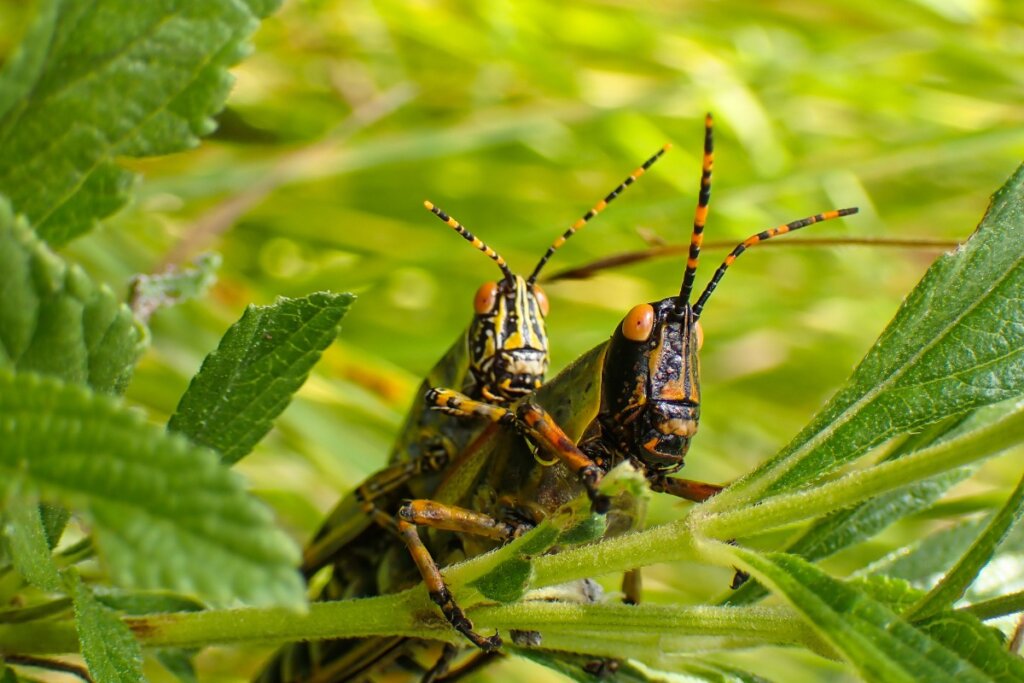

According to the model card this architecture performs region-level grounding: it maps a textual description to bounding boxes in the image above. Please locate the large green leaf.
[0,370,304,608]
[168,292,354,464]
[716,165,1024,507]
[733,549,991,683]
[0,200,144,394]
[0,0,281,245]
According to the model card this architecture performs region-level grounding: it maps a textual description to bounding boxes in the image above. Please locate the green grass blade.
[907,469,1024,620]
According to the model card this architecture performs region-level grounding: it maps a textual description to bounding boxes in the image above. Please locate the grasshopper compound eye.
[532,284,550,317]
[622,303,655,341]
[695,320,704,350]
[474,281,499,314]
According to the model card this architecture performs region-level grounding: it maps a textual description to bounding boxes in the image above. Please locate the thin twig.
[546,237,962,281]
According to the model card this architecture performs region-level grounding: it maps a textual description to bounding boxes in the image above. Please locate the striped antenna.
[691,208,860,318]
[526,144,671,286]
[677,113,714,308]
[424,201,515,285]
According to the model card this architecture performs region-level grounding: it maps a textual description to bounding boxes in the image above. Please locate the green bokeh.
[5,1,1022,680]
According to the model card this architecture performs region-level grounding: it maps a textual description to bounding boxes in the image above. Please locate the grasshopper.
[257,148,668,682]
[433,114,856,512]
[266,115,857,682]
[418,112,857,638]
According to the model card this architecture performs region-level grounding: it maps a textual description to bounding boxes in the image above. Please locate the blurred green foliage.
[3,1,1022,680]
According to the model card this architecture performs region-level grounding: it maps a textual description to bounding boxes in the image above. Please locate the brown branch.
[546,237,963,281]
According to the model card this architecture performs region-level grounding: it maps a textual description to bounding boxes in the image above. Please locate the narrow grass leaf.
[169,292,354,464]
[907,470,1024,620]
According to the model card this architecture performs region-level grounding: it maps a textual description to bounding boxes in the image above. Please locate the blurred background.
[3,0,1023,680]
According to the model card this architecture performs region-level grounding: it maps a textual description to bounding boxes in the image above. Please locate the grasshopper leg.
[649,475,722,503]
[394,516,502,652]
[426,388,610,513]
[398,499,529,541]
[515,403,610,513]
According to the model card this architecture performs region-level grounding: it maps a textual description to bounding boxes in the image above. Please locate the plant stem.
[126,590,442,648]
[959,591,1024,622]
[697,406,1024,541]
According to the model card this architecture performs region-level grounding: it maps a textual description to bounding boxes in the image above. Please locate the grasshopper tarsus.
[432,585,502,652]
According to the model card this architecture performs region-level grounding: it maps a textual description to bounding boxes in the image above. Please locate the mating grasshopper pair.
[259,115,857,682]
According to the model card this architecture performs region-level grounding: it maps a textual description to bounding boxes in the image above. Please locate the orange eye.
[621,304,654,342]
[532,285,550,317]
[474,281,499,314]
[694,320,704,350]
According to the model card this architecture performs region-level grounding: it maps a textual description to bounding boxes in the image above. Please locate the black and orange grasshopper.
[262,115,857,682]
[410,112,857,658]
[257,148,668,682]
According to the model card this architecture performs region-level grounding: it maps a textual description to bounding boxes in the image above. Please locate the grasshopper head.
[467,275,550,403]
[603,297,702,472]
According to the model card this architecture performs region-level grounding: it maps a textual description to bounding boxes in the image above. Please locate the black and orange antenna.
[526,143,672,286]
[691,208,859,317]
[424,201,515,286]
[677,113,714,308]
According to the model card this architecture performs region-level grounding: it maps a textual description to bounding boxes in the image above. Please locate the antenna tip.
[705,112,713,123]
[423,200,435,211]
[662,142,673,152]
[839,207,859,216]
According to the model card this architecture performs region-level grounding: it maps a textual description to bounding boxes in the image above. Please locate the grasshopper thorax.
[467,274,549,404]
[603,298,702,473]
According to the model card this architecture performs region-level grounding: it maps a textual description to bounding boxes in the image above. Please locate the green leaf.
[907,469,1024,620]
[0,370,304,608]
[917,610,1024,683]
[726,469,970,606]
[471,557,533,603]
[66,570,144,683]
[468,524,560,602]
[155,649,198,683]
[0,199,145,394]
[2,490,61,592]
[0,0,282,245]
[717,166,1024,506]
[168,292,354,464]
[127,252,221,323]
[853,575,1024,682]
[733,549,990,683]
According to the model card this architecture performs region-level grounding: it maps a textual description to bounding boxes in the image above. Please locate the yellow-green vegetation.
[1,1,1024,682]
